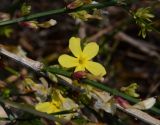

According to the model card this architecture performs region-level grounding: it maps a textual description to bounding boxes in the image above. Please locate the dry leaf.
[132,97,156,110]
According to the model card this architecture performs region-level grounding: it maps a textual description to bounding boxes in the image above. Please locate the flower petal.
[75,65,85,72]
[35,102,59,114]
[69,37,82,57]
[86,61,106,76]
[58,54,78,68]
[83,42,99,60]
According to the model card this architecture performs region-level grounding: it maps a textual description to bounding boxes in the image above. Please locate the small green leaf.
[132,7,155,38]
[21,3,31,16]
[121,83,139,98]
[0,26,13,38]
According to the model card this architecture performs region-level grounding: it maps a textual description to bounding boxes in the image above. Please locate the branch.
[116,104,160,125]
[0,48,43,72]
[0,0,117,26]
[115,32,160,59]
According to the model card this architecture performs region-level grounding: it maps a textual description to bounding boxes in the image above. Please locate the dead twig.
[116,104,160,125]
[115,32,160,59]
[0,48,44,72]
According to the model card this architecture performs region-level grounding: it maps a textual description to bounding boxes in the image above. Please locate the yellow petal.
[75,65,85,72]
[35,102,59,114]
[58,54,78,68]
[69,37,82,57]
[83,42,99,60]
[86,61,106,76]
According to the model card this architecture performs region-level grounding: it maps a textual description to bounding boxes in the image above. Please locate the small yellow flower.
[58,37,106,76]
[35,101,60,114]
[35,90,66,114]
[35,90,78,119]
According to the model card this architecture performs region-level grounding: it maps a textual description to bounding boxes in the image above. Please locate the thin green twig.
[4,66,20,76]
[0,0,117,26]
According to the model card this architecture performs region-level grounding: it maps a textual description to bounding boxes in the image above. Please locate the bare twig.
[87,27,113,42]
[116,104,160,125]
[147,82,160,97]
[0,47,83,93]
[115,32,160,59]
[87,19,124,42]
[0,48,44,72]
[78,21,86,39]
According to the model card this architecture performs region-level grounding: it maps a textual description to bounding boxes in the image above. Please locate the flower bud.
[19,19,57,29]
[19,21,38,29]
[120,83,139,98]
[21,3,31,16]
[67,0,83,9]
[72,71,87,79]
[37,19,57,28]
[115,96,130,108]
[0,12,10,21]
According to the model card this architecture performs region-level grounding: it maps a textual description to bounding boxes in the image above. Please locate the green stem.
[45,67,160,115]
[4,66,20,76]
[0,117,10,121]
[82,79,139,103]
[0,0,117,26]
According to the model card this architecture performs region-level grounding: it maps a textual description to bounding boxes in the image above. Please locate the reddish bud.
[115,96,130,108]
[19,22,30,27]
[72,71,87,79]
[67,0,83,9]
[19,21,38,29]
[67,3,76,9]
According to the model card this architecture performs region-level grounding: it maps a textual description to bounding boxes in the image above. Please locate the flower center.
[78,56,86,65]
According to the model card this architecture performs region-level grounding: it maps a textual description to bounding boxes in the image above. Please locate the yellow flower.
[35,90,65,114]
[58,37,106,76]
[35,90,63,114]
[35,90,78,119]
[35,101,60,114]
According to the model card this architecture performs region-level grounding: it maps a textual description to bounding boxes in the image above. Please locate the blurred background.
[0,0,160,125]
